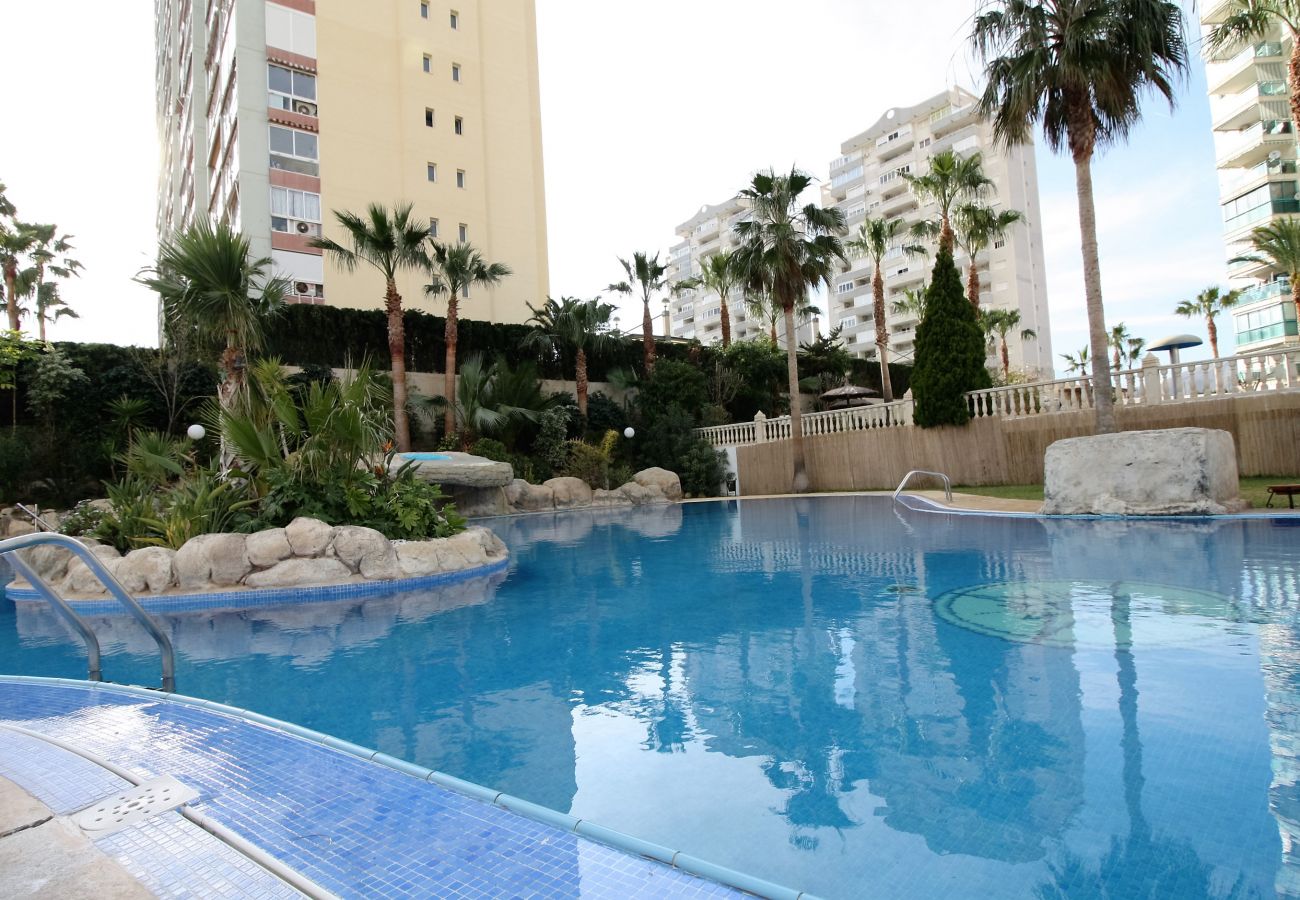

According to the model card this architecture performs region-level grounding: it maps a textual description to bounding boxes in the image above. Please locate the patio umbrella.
[819,384,880,408]
[1148,334,1202,365]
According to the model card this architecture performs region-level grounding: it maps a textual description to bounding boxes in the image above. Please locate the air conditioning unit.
[295,282,311,294]
[294,101,318,116]
[295,221,311,234]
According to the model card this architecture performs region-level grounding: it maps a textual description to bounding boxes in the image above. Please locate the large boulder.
[246,528,293,568]
[505,479,554,512]
[544,477,594,509]
[619,482,669,506]
[60,545,124,596]
[244,557,353,589]
[14,538,102,586]
[402,452,514,487]
[592,489,632,507]
[633,467,683,501]
[462,526,509,561]
[394,542,445,578]
[174,533,251,589]
[359,546,404,581]
[116,547,177,594]
[330,525,391,573]
[285,517,335,557]
[1042,428,1242,516]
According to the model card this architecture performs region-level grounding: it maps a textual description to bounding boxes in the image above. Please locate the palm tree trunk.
[1000,336,1010,380]
[873,270,893,402]
[217,338,243,471]
[769,317,777,344]
[444,295,459,437]
[2,263,17,332]
[576,348,588,418]
[1073,152,1117,434]
[940,217,955,256]
[782,302,809,493]
[1290,32,1300,163]
[967,260,980,308]
[35,264,46,342]
[641,294,655,374]
[386,279,412,452]
[1207,316,1219,359]
[720,294,732,348]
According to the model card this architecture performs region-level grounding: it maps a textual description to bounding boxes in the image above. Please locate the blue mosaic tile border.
[0,675,818,900]
[896,493,1300,520]
[4,557,510,615]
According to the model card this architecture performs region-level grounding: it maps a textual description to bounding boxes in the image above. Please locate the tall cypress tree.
[911,247,990,427]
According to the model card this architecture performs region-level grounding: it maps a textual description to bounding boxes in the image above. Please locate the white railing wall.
[697,348,1300,448]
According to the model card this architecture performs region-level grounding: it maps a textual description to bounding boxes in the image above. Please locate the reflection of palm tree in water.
[1035,585,1250,899]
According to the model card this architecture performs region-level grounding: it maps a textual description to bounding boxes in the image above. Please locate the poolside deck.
[0,679,767,899]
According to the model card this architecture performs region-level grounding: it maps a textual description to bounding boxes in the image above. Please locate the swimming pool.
[399,452,452,461]
[2,496,1298,898]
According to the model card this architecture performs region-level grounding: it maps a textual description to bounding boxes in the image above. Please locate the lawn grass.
[956,476,1296,510]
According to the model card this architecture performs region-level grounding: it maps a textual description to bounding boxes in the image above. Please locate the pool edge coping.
[0,674,823,900]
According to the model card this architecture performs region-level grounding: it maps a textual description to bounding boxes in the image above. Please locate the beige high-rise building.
[1202,3,1300,353]
[822,86,1053,376]
[666,196,817,348]
[155,0,548,322]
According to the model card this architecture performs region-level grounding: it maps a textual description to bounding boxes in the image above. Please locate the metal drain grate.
[74,775,199,835]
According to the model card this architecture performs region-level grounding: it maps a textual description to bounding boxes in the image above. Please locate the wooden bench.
[1267,484,1300,509]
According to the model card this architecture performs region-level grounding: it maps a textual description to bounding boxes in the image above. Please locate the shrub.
[562,440,609,489]
[912,248,991,427]
[583,392,626,438]
[678,441,728,498]
[636,359,710,424]
[633,403,726,497]
[533,407,570,472]
[469,437,510,462]
[58,500,106,538]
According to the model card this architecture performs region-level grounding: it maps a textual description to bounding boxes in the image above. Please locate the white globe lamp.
[187,424,206,441]
[623,427,635,439]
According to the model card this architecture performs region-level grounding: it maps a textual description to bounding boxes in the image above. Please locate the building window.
[458,223,468,242]
[461,283,469,298]
[270,187,322,236]
[993,238,1006,249]
[429,218,439,237]
[268,125,319,176]
[456,169,465,188]
[267,64,317,116]
[427,163,437,182]
[450,10,459,28]
[420,1,429,17]
[451,63,461,82]
[425,108,435,127]
[423,54,432,73]
[454,116,463,135]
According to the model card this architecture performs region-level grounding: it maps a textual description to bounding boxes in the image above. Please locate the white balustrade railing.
[696,347,1300,447]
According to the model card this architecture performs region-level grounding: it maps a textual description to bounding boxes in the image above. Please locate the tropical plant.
[952,203,1023,307]
[911,247,991,427]
[608,251,668,373]
[523,296,617,418]
[678,251,742,347]
[26,225,82,342]
[1206,1,1300,141]
[1231,218,1300,324]
[446,355,546,448]
[140,219,289,415]
[423,240,512,436]
[1107,322,1134,371]
[312,203,430,451]
[972,0,1190,434]
[892,283,931,320]
[1173,287,1240,359]
[980,308,1038,380]
[719,337,787,419]
[1127,336,1147,365]
[733,167,847,491]
[26,349,90,425]
[0,219,38,332]
[847,217,925,401]
[1062,345,1091,375]
[902,149,993,254]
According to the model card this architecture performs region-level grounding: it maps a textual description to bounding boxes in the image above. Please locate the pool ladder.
[893,469,953,504]
[0,532,175,692]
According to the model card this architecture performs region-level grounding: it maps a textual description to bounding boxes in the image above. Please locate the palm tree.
[1108,322,1133,371]
[1062,345,1091,375]
[140,219,288,414]
[891,282,931,320]
[952,203,1024,308]
[846,217,925,401]
[744,290,815,344]
[1175,286,1241,359]
[312,203,429,451]
[1127,336,1147,366]
[1231,218,1300,324]
[972,0,1190,434]
[733,167,847,493]
[678,251,741,347]
[608,252,667,373]
[424,240,512,436]
[523,296,618,418]
[981,308,1038,380]
[27,225,82,342]
[1206,2,1300,139]
[902,149,993,254]
[451,355,544,447]
[0,220,38,332]
[35,282,78,339]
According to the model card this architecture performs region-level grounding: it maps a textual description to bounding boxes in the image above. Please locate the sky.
[0,1,1227,372]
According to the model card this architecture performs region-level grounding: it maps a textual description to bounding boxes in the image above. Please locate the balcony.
[1217,120,1296,169]
[930,104,978,138]
[1236,279,1291,306]
[1223,197,1300,237]
[876,132,915,163]
[1219,158,1297,198]
[1207,42,1286,95]
[1213,81,1289,132]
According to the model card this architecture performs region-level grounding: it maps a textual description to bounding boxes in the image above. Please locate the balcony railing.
[1236,280,1291,306]
[1223,197,1300,234]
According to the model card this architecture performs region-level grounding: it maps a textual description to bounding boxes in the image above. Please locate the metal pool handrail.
[15,503,56,532]
[0,532,175,691]
[893,469,953,504]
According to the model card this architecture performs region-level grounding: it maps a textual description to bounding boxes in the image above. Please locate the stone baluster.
[753,411,768,443]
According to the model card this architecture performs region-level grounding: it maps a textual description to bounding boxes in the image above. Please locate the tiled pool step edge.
[3,557,511,614]
[0,675,821,900]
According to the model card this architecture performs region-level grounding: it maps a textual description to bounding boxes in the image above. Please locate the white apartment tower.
[822,86,1053,376]
[666,196,816,347]
[1202,4,1300,352]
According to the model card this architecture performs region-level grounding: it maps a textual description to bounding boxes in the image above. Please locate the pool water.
[399,452,452,461]
[2,497,1298,899]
